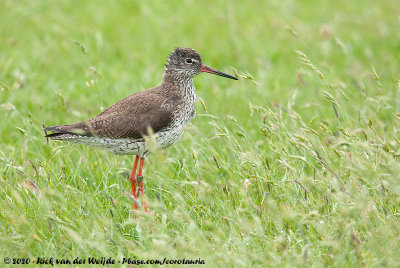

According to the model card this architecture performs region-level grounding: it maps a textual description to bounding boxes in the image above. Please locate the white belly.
[64,126,185,157]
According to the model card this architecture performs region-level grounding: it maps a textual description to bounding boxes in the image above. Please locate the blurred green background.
[1,0,399,266]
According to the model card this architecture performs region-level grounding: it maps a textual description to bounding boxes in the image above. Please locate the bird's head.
[166,47,238,80]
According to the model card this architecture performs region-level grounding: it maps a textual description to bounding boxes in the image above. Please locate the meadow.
[1,0,399,266]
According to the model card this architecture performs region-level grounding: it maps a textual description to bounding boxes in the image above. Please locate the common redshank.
[44,47,238,211]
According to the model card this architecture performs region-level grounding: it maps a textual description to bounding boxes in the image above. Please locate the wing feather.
[45,86,175,139]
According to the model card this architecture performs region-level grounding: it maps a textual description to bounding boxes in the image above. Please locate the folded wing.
[45,88,173,140]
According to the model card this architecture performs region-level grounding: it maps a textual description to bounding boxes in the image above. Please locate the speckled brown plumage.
[45,88,174,140]
[45,47,237,156]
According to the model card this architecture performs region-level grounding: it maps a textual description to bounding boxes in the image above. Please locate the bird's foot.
[136,177,148,212]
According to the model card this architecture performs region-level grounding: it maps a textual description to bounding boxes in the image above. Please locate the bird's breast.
[174,85,197,124]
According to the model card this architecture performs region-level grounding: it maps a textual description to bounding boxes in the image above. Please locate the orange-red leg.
[130,155,140,209]
[137,158,148,212]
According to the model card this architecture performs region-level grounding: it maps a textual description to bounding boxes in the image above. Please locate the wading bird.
[44,47,238,211]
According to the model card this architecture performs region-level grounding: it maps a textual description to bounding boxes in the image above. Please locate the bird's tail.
[42,122,91,140]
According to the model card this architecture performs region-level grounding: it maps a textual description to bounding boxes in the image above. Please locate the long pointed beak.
[200,64,238,80]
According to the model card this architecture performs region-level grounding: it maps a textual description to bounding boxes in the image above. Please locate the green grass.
[1,0,400,266]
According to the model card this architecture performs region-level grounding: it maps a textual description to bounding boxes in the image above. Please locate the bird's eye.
[185,58,193,64]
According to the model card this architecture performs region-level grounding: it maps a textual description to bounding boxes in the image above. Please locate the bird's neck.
[162,69,195,93]
[161,69,197,109]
